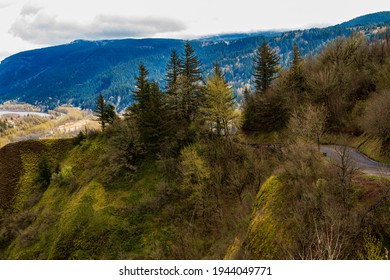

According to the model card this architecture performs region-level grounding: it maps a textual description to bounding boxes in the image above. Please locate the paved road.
[320,145,390,178]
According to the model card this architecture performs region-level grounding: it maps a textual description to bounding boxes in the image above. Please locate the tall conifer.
[179,41,204,122]
[253,41,279,94]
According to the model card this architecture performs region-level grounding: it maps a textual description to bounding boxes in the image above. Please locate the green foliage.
[52,165,78,190]
[180,144,210,187]
[253,41,280,94]
[102,118,146,181]
[129,64,171,153]
[166,49,181,96]
[35,156,52,190]
[94,93,117,131]
[73,131,86,146]
[179,41,204,122]
[242,90,289,132]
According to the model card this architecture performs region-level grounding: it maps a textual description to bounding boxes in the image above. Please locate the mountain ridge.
[0,12,389,110]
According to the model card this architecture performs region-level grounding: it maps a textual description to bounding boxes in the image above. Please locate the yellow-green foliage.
[224,237,243,260]
[246,176,286,259]
[12,140,74,213]
[357,229,387,260]
[180,144,210,186]
[4,136,166,259]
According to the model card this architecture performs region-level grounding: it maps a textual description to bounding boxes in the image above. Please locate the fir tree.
[94,93,118,131]
[179,41,204,122]
[130,63,150,116]
[166,49,181,96]
[166,49,181,118]
[288,44,305,93]
[105,104,118,125]
[141,81,166,150]
[95,93,108,131]
[253,41,279,94]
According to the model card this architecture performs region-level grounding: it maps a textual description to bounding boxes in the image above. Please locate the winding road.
[320,145,390,178]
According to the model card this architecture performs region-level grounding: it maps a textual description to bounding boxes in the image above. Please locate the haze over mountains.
[0,11,389,110]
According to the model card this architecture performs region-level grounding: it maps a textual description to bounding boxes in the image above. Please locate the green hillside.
[0,134,388,260]
[0,132,271,259]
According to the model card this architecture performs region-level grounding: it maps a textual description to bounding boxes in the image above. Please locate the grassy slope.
[1,136,193,259]
[0,139,74,211]
[1,135,261,260]
[0,139,159,259]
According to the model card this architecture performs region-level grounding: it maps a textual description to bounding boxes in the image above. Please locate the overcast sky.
[0,0,389,60]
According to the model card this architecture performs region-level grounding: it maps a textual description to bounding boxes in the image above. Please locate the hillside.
[0,134,270,259]
[0,12,389,109]
[339,11,390,27]
[0,134,388,260]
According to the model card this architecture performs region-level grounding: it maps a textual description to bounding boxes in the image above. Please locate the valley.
[0,103,98,148]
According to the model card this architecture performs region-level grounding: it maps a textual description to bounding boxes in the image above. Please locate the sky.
[0,0,390,60]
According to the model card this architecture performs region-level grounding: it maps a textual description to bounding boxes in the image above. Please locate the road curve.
[320,145,390,178]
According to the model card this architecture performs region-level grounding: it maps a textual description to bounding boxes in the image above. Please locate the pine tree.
[201,63,236,137]
[253,41,279,94]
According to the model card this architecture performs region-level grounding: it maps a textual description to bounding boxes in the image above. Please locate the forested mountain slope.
[0,12,389,109]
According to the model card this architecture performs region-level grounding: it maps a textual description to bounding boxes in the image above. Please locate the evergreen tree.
[166,49,181,96]
[95,93,108,131]
[36,156,51,189]
[140,81,167,151]
[130,63,150,116]
[166,49,181,118]
[179,41,204,122]
[291,44,302,70]
[287,44,305,93]
[130,64,168,152]
[105,104,118,125]
[201,63,236,137]
[253,41,279,94]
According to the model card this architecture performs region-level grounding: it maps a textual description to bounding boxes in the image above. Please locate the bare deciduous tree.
[288,104,327,151]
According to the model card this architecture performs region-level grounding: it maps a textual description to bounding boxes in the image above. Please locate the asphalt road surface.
[320,145,390,178]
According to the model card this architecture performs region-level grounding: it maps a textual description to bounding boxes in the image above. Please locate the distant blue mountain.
[198,30,283,42]
[0,12,389,110]
[338,11,390,27]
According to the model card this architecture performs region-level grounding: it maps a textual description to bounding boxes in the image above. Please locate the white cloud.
[20,3,41,16]
[9,4,187,45]
[0,2,12,9]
